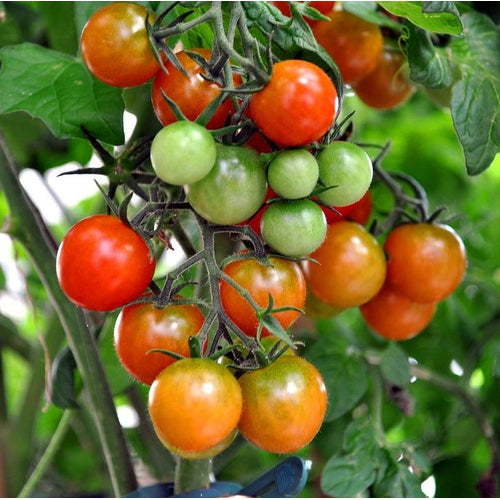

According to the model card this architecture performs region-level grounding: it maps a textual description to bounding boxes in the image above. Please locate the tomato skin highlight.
[249,60,338,147]
[360,283,437,341]
[151,49,238,129]
[238,356,327,454]
[220,255,306,338]
[81,2,160,88]
[148,358,242,455]
[56,215,155,312]
[304,221,386,308]
[114,301,205,385]
[384,223,467,303]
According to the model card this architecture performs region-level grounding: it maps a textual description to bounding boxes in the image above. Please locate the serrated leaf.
[449,11,500,174]
[0,43,124,145]
[305,345,369,421]
[380,343,411,386]
[373,460,426,498]
[379,1,463,35]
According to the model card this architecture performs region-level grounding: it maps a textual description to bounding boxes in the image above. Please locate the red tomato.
[312,9,383,85]
[81,3,160,87]
[148,358,242,457]
[238,355,327,453]
[303,221,386,308]
[360,283,437,341]
[151,49,239,129]
[114,301,205,385]
[353,49,415,109]
[347,190,372,225]
[219,254,306,338]
[56,215,155,311]
[384,223,467,303]
[249,60,338,147]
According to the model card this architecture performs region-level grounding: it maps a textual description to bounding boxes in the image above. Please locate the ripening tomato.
[151,49,239,129]
[148,358,242,457]
[312,9,383,85]
[303,221,386,308]
[353,49,415,109]
[249,60,338,147]
[238,355,327,453]
[114,301,205,385]
[81,3,160,87]
[219,255,306,338]
[360,283,437,341]
[56,215,155,311]
[384,223,467,303]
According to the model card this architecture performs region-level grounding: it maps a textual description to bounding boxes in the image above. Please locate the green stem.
[0,135,137,497]
[17,410,73,498]
[174,457,213,495]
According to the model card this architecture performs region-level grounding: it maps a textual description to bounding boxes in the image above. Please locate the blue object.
[126,456,309,498]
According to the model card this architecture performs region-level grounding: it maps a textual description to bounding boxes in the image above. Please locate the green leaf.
[0,43,125,145]
[379,343,411,386]
[305,343,369,421]
[378,1,463,35]
[38,2,78,55]
[50,346,79,409]
[373,459,426,497]
[406,25,453,88]
[449,11,500,175]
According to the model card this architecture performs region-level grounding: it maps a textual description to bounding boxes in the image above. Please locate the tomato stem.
[174,457,213,495]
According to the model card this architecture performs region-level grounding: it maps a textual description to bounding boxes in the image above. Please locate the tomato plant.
[303,221,386,308]
[384,223,467,303]
[148,358,242,458]
[80,2,160,88]
[151,48,239,129]
[360,283,437,341]
[353,48,416,110]
[316,141,373,207]
[249,59,338,147]
[114,300,205,385]
[186,143,267,225]
[150,121,217,185]
[271,1,335,26]
[219,254,306,338]
[312,9,383,85]
[260,198,327,257]
[238,355,327,453]
[56,215,156,312]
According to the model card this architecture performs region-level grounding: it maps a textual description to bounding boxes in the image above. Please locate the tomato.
[150,121,216,185]
[186,143,267,225]
[384,223,467,303]
[151,49,239,129]
[249,60,338,147]
[261,199,327,257]
[353,49,415,109]
[312,9,383,85]
[305,290,344,319]
[148,358,242,457]
[360,283,437,341]
[219,254,306,338]
[271,1,336,26]
[317,141,373,207]
[56,215,155,311]
[80,3,160,88]
[242,186,278,239]
[346,190,372,225]
[114,301,205,385]
[267,149,319,200]
[238,355,327,453]
[303,221,386,308]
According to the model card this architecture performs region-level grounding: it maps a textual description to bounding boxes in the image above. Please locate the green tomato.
[267,149,319,199]
[150,121,216,185]
[187,144,267,225]
[261,199,327,257]
[317,141,372,207]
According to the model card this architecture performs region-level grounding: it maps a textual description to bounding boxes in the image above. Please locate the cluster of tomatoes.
[55,1,467,462]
